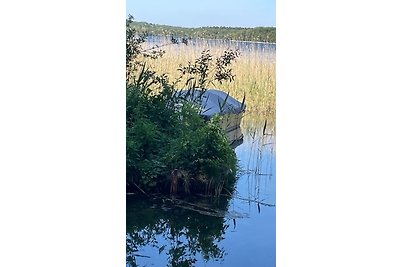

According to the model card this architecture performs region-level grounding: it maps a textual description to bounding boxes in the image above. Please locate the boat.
[175,89,246,145]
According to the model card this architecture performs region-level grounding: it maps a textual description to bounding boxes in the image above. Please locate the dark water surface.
[127,117,276,267]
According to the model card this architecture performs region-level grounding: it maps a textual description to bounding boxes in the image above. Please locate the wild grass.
[241,112,275,135]
[140,37,276,116]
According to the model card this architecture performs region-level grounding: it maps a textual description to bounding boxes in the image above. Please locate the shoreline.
[147,34,276,46]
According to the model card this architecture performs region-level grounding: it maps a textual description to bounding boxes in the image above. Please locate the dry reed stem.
[140,39,276,116]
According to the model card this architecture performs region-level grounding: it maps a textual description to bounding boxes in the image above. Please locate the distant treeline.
[129,21,276,43]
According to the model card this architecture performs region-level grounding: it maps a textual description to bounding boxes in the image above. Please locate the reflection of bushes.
[126,195,230,267]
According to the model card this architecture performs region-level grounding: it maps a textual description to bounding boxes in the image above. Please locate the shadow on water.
[127,113,275,267]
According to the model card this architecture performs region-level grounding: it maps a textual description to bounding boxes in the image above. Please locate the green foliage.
[128,21,276,43]
[126,17,239,196]
[165,114,237,195]
[177,49,240,89]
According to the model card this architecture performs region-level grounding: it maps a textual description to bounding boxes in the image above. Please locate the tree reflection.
[126,195,231,267]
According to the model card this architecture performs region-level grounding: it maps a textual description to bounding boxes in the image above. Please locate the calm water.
[127,116,276,267]
[145,35,276,62]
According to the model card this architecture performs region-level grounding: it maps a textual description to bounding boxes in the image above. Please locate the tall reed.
[141,37,276,116]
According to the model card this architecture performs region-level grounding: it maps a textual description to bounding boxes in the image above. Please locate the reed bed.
[241,112,275,135]
[141,37,276,116]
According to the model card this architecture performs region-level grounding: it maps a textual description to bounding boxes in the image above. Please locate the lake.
[127,115,276,267]
[145,35,276,62]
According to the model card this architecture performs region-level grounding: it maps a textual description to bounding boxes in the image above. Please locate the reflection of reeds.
[241,112,275,134]
[141,38,276,116]
[234,114,276,208]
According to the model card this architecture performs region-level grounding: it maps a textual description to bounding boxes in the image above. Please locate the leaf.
[263,119,267,136]
[218,92,230,112]
[240,93,246,111]
[158,245,166,254]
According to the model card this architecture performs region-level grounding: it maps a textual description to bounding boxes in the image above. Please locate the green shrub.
[126,16,239,196]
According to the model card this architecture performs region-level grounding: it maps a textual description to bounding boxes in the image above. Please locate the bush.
[126,16,239,196]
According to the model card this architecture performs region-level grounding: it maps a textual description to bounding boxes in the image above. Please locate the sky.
[126,0,275,28]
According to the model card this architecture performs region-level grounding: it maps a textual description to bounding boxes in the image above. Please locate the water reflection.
[127,115,276,267]
[127,195,239,267]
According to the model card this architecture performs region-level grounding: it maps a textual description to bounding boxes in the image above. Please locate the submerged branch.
[133,254,150,258]
[233,195,275,207]
[133,182,149,197]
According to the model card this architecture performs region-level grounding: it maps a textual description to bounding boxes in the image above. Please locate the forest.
[129,21,276,43]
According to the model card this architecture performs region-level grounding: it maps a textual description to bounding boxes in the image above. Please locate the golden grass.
[241,112,276,136]
[141,38,276,116]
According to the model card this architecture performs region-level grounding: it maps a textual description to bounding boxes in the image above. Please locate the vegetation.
[129,21,276,43]
[141,36,276,116]
[126,16,239,196]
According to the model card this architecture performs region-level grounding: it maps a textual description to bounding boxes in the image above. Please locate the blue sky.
[126,0,275,28]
